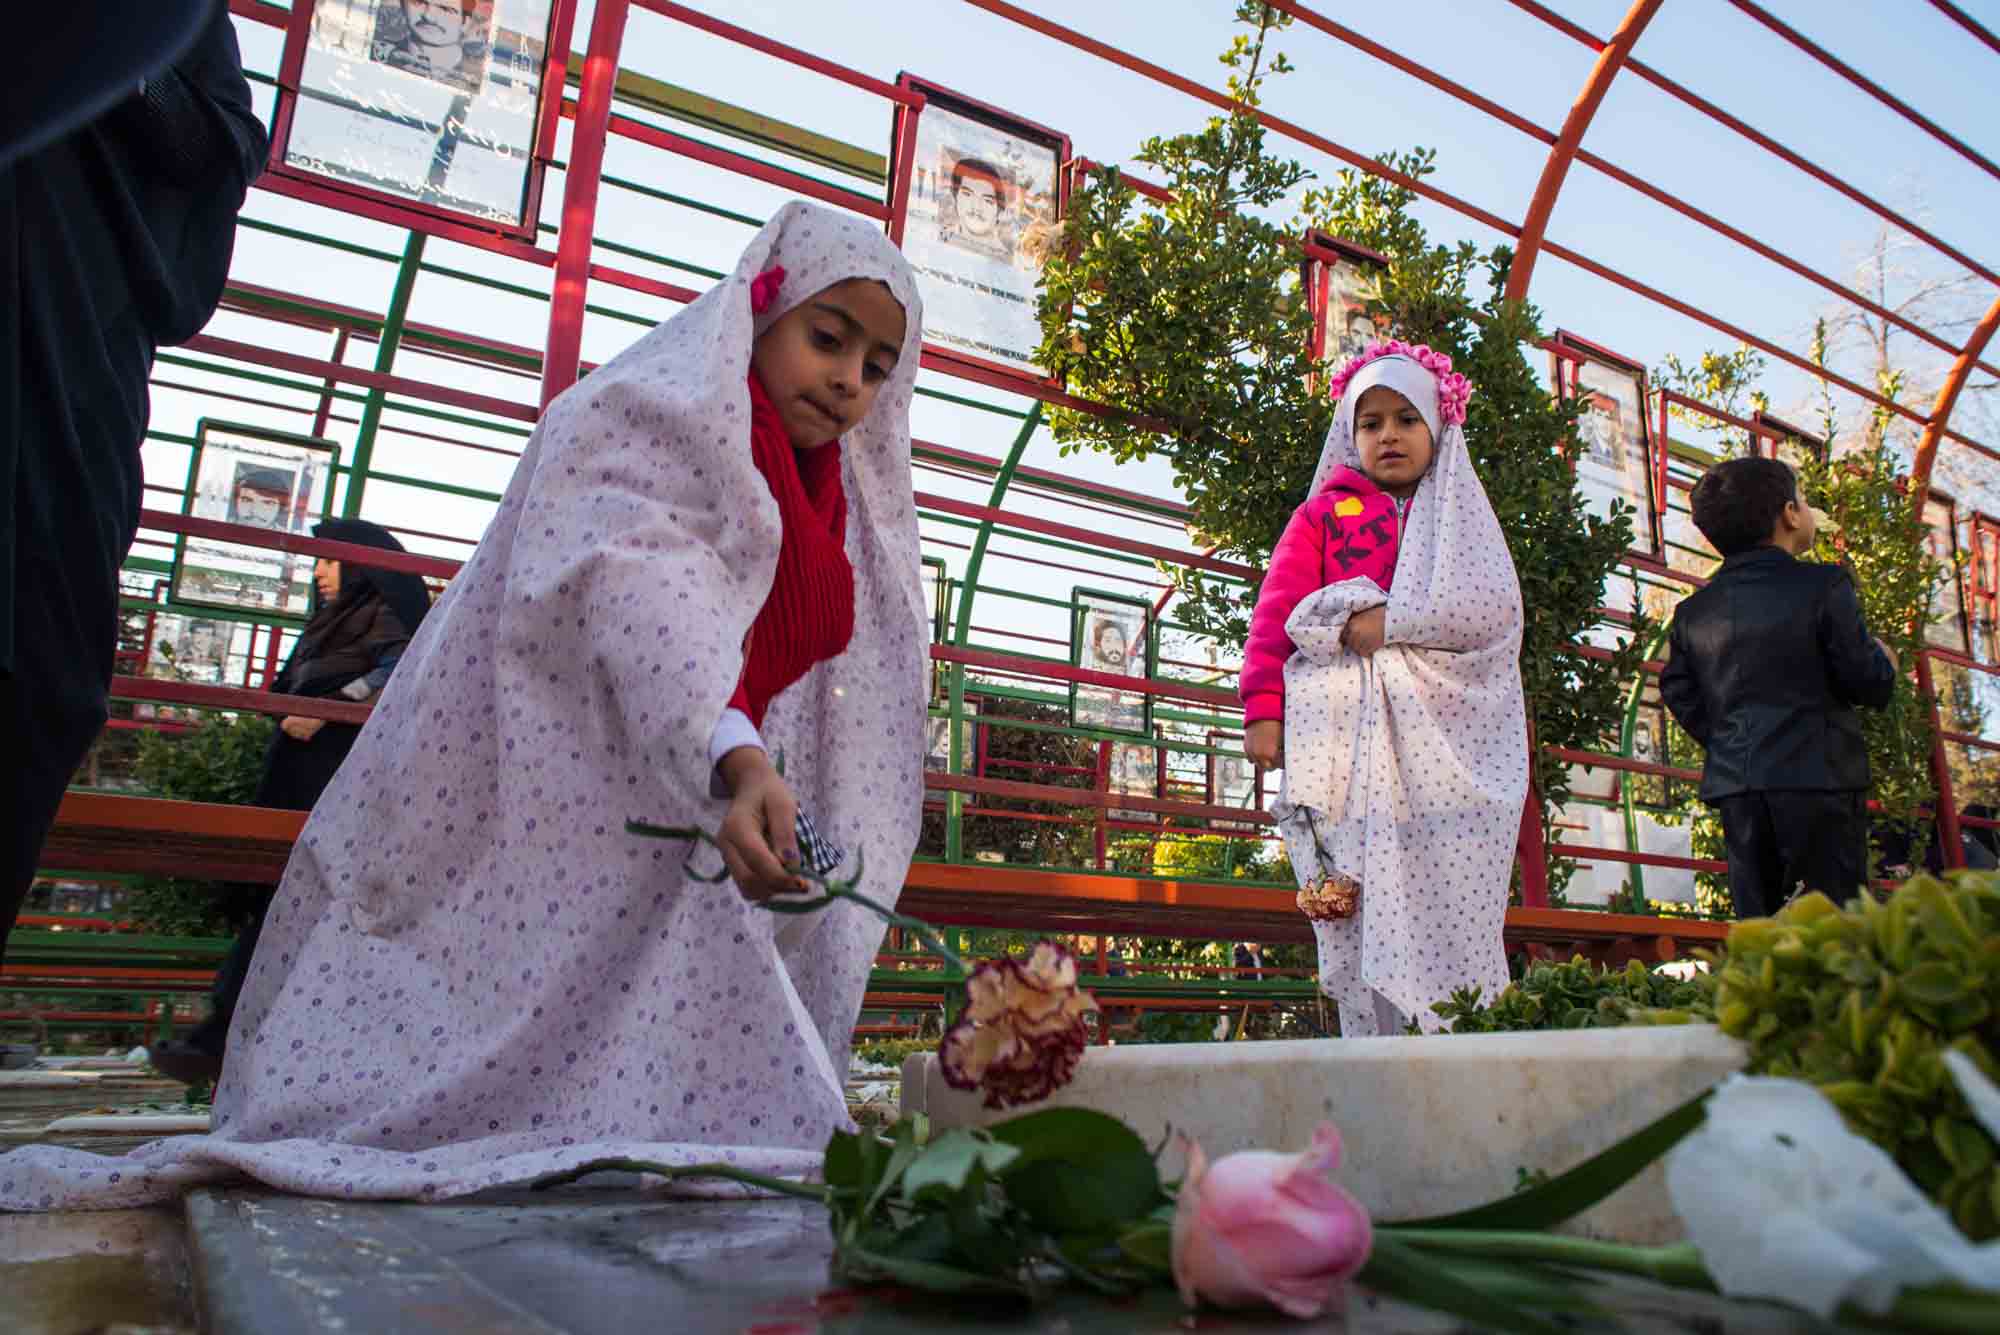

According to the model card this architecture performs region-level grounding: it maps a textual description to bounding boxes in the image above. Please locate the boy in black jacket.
[1660,457,1898,917]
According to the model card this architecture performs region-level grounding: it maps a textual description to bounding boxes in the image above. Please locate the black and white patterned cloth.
[794,807,846,876]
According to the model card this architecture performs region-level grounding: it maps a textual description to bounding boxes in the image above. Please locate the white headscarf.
[1279,345,1529,1034]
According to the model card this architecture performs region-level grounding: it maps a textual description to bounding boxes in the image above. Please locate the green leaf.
[823,1129,867,1192]
[1115,1220,1174,1274]
[837,1242,1027,1298]
[901,1129,1020,1202]
[988,1108,1164,1234]
[987,1107,1150,1165]
[864,1119,925,1216]
[1392,1088,1712,1230]
[1360,1235,1571,1335]
[1902,962,1970,1006]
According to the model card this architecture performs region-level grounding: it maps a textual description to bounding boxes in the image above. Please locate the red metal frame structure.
[52,0,1998,942]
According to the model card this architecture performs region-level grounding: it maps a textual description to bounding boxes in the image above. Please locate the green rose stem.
[1383,1230,1999,1335]
[533,1157,831,1202]
[624,819,968,975]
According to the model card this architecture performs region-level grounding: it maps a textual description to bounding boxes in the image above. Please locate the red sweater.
[728,373,855,727]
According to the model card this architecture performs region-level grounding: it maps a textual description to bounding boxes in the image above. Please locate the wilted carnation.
[938,940,1098,1109]
[1297,870,1361,922]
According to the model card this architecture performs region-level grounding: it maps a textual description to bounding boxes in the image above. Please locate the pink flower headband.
[749,264,786,314]
[1326,338,1473,427]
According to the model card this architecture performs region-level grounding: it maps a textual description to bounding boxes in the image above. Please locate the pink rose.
[1171,1122,1373,1318]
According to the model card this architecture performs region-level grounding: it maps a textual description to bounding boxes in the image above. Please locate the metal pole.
[945,402,1043,863]
[343,230,427,519]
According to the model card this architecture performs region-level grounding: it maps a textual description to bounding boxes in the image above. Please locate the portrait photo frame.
[1551,332,1661,558]
[921,555,950,702]
[1068,587,1154,739]
[890,74,1069,389]
[1300,230,1393,371]
[1925,491,1972,656]
[270,0,572,238]
[172,420,340,620]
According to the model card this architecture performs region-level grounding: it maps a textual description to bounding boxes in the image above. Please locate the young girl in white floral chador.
[1240,342,1527,1036]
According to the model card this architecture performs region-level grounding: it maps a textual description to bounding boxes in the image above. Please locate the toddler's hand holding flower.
[1171,1122,1372,1319]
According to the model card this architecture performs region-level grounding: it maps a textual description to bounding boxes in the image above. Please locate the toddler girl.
[3,201,932,1208]
[1240,341,1527,1036]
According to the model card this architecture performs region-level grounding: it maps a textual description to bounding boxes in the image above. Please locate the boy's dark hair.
[950,158,1007,202]
[1690,456,1799,557]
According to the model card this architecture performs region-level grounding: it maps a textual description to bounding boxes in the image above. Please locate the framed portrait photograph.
[924,710,977,775]
[1925,492,1971,655]
[891,76,1068,384]
[1206,731,1260,831]
[172,421,338,619]
[1106,739,1158,824]
[146,613,239,689]
[1069,588,1153,738]
[921,555,949,700]
[1301,231,1392,369]
[1552,333,1660,557]
[1753,410,1827,473]
[274,0,564,236]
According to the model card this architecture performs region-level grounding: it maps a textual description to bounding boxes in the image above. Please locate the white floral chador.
[1,202,930,1209]
[1273,350,1528,1036]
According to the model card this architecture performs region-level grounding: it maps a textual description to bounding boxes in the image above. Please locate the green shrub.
[125,711,275,937]
[1711,879,2000,1239]
[1430,956,1715,1034]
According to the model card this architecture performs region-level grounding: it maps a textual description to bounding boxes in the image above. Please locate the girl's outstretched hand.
[717,747,810,901]
[1342,606,1386,657]
[1244,719,1284,771]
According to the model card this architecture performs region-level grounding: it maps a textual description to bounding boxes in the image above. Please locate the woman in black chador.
[151,520,431,1084]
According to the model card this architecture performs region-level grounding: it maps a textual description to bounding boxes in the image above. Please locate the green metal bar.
[946,404,1044,863]
[915,384,1031,419]
[153,356,370,409]
[582,174,765,228]
[333,464,502,506]
[565,59,887,184]
[916,445,1194,524]
[239,215,404,264]
[344,231,426,518]
[919,510,1165,572]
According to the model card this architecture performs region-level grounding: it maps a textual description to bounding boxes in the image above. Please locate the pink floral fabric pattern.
[1324,339,1473,426]
[1273,353,1526,1036]
[1,202,929,1210]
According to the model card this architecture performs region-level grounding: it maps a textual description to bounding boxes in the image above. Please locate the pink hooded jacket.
[1239,465,1401,724]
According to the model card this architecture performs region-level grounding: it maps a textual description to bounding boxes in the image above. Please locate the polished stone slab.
[0,1206,195,1334]
[904,1026,1749,1243]
[177,1186,1812,1334]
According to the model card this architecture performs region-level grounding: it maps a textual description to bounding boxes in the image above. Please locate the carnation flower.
[1326,338,1475,427]
[749,264,787,314]
[938,940,1099,1109]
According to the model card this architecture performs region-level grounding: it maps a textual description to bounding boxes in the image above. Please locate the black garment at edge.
[182,520,431,1059]
[4,4,211,169]
[0,3,266,962]
[1718,790,1868,919]
[1660,546,1897,802]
